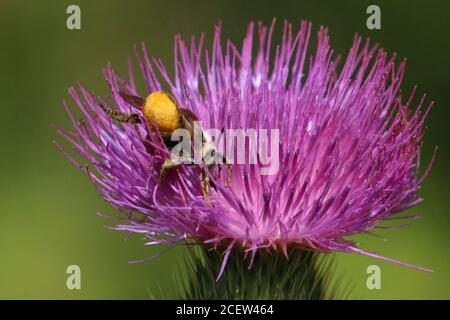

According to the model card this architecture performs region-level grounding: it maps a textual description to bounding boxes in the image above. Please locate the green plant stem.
[179,247,331,300]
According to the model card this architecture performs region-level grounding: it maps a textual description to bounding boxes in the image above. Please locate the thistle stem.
[180,247,330,300]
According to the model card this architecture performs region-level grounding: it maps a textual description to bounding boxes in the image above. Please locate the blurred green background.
[0,0,448,299]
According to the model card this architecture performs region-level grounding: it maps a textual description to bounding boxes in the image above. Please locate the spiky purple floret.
[56,20,434,276]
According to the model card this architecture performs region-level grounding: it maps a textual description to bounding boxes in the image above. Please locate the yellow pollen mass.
[143,92,181,137]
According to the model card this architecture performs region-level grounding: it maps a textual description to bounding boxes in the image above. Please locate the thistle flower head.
[57,20,434,278]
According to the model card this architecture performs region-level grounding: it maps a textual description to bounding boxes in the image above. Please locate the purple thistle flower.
[56,20,434,279]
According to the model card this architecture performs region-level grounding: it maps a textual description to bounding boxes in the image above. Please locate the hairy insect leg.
[99,103,142,124]
[201,168,214,206]
[225,162,232,186]
[158,158,181,184]
[216,153,232,187]
[216,127,232,185]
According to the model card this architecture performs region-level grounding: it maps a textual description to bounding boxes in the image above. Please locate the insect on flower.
[99,91,230,204]
[57,20,435,280]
